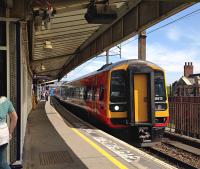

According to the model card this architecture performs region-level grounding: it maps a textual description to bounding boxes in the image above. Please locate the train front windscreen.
[110,70,127,112]
[154,71,167,109]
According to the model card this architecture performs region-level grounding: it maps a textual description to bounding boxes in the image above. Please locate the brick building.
[172,62,200,96]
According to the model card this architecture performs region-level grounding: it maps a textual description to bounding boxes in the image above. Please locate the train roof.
[67,59,163,83]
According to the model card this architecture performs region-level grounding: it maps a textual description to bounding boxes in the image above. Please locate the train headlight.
[114,105,119,111]
[109,103,127,112]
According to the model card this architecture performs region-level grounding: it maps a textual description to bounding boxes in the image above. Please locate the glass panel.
[0,50,7,96]
[155,71,166,101]
[110,70,126,102]
[99,85,104,101]
[0,21,6,46]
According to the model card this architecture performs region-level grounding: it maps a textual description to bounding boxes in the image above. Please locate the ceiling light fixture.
[43,40,53,49]
[41,63,46,70]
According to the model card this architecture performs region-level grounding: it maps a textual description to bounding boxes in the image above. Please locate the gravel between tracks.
[153,143,200,168]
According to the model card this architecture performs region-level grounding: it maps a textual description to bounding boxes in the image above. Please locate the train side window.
[99,85,104,101]
[84,87,88,100]
[92,87,96,101]
[72,88,75,97]
[84,86,92,101]
[80,87,84,99]
[87,89,92,100]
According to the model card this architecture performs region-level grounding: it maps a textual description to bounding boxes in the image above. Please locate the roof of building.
[181,76,192,85]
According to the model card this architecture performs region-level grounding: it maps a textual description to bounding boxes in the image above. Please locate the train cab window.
[99,85,104,101]
[110,70,126,102]
[155,71,166,102]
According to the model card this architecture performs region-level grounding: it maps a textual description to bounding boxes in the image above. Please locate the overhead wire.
[65,56,99,80]
[109,7,200,53]
[66,6,200,80]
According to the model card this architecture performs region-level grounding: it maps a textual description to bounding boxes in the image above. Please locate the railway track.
[143,141,200,169]
[53,98,200,169]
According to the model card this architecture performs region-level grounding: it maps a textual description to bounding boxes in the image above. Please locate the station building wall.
[1,17,33,164]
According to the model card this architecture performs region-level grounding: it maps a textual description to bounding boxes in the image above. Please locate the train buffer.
[22,100,177,169]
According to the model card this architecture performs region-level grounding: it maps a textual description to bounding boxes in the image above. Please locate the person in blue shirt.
[0,94,18,169]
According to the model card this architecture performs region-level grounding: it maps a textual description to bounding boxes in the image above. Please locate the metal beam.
[0,17,21,22]
[34,45,78,53]
[51,15,84,24]
[35,31,92,42]
[31,53,76,64]
[35,25,99,36]
[35,26,98,39]
[59,0,195,79]
[34,50,76,58]
[35,38,86,46]
[50,20,87,29]
[36,68,63,75]
[37,22,98,32]
[35,30,95,41]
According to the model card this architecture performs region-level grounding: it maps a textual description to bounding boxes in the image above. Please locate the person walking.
[0,95,18,169]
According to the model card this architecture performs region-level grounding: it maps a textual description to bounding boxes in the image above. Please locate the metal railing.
[168,97,200,139]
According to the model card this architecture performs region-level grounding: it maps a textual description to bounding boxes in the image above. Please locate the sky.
[62,3,200,85]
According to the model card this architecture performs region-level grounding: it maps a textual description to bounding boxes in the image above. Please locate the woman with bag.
[0,95,18,169]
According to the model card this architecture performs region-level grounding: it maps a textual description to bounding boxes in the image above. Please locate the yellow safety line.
[71,128,128,169]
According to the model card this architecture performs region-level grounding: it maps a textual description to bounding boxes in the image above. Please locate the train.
[55,59,169,146]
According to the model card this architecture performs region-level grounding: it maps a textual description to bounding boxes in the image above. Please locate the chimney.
[184,62,193,77]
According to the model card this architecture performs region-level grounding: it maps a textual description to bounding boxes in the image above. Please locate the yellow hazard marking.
[71,128,128,169]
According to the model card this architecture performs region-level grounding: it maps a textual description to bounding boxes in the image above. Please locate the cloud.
[166,26,182,41]
[147,42,198,73]
[121,44,138,59]
[64,41,200,84]
[64,57,106,81]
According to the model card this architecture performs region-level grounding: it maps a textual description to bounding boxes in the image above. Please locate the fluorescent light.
[43,40,53,49]
[41,64,46,70]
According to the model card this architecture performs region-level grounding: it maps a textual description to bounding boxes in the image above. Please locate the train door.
[133,74,149,123]
[128,67,155,126]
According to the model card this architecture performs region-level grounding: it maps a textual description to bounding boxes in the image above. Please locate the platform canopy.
[27,0,195,81]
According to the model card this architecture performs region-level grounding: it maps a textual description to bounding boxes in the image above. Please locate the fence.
[168,97,200,139]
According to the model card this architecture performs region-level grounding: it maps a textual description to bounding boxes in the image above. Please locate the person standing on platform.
[45,91,49,101]
[0,94,18,169]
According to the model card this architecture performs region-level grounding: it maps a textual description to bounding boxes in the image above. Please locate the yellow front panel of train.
[134,74,148,123]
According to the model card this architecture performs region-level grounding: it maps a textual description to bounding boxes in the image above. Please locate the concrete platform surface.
[22,100,177,169]
[23,101,89,169]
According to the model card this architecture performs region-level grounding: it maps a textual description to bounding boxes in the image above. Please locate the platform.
[22,100,177,169]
